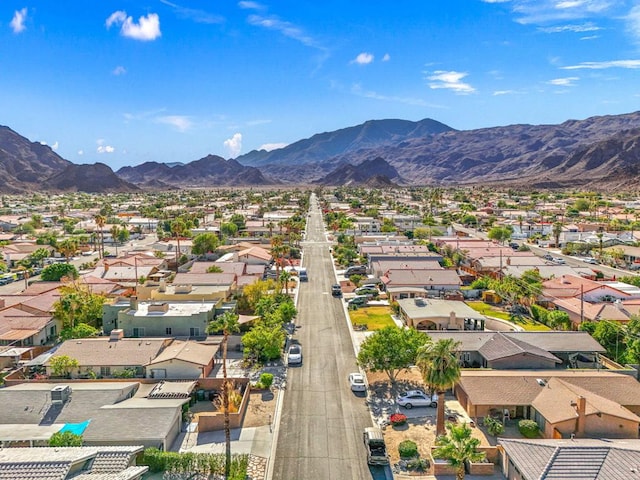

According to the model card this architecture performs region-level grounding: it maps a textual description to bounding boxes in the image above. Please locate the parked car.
[345,265,367,277]
[298,268,308,282]
[355,286,378,296]
[582,257,598,264]
[552,257,566,264]
[396,390,437,409]
[348,295,369,307]
[331,284,342,297]
[543,254,553,261]
[363,427,389,465]
[348,372,366,392]
[287,344,302,365]
[509,242,519,250]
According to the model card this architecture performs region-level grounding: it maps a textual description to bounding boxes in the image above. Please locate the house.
[0,381,191,449]
[145,338,221,379]
[426,331,606,369]
[382,269,461,300]
[396,298,487,330]
[116,299,216,338]
[43,333,171,378]
[0,445,148,479]
[0,306,60,347]
[369,257,443,278]
[455,370,640,440]
[499,438,640,479]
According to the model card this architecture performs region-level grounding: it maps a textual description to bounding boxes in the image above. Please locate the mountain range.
[3,111,640,192]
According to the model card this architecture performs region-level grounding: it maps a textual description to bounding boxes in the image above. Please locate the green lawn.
[465,301,551,332]
[349,306,396,330]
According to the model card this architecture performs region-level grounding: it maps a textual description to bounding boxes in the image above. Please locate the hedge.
[139,448,249,480]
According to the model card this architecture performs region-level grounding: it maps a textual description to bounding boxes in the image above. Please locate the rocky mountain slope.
[0,126,71,193]
[116,154,270,187]
[46,163,140,193]
[314,157,401,186]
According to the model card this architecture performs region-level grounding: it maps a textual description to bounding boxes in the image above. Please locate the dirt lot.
[242,389,278,428]
[366,369,490,466]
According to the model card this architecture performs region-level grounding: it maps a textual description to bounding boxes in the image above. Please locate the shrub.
[390,413,407,426]
[406,457,429,471]
[256,372,274,389]
[398,440,418,458]
[518,419,540,438]
[140,448,248,478]
[41,263,78,281]
[484,416,505,436]
[530,304,549,324]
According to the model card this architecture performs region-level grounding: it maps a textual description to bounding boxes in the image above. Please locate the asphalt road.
[272,194,389,480]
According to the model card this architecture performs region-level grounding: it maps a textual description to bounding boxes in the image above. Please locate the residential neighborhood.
[2,188,640,478]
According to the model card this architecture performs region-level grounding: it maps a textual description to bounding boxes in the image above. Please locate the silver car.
[287,344,302,365]
[348,372,366,392]
[396,390,437,409]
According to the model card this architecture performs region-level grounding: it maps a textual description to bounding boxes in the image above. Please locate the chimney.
[576,396,586,436]
[159,278,166,292]
[130,296,138,310]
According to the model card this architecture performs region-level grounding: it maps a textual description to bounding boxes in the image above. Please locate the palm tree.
[552,221,563,249]
[109,225,120,256]
[94,215,106,259]
[433,422,485,480]
[416,338,461,436]
[280,270,292,295]
[206,312,240,478]
[57,238,79,263]
[170,219,186,272]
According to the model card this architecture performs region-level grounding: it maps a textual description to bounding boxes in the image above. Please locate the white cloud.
[382,53,390,62]
[548,76,579,86]
[10,8,27,34]
[350,83,442,108]
[538,22,602,33]
[156,115,192,132]
[106,11,161,41]
[238,1,264,10]
[259,142,288,151]
[562,59,640,69]
[77,150,84,156]
[112,66,127,75]
[626,5,640,44]
[352,52,374,65]
[96,139,115,154]
[224,133,243,157]
[160,0,224,24]
[488,0,616,25]
[426,70,476,94]
[97,145,115,154]
[493,90,519,95]
[51,141,59,151]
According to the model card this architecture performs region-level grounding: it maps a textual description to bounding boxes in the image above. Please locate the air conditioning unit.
[51,385,71,405]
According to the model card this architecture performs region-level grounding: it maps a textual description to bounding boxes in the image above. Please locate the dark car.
[331,284,342,296]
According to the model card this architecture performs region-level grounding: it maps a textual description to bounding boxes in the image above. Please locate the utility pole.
[580,284,584,325]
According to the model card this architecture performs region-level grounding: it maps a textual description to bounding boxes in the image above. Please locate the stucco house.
[456,370,640,440]
[397,297,487,330]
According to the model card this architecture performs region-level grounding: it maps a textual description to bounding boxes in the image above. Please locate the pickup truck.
[363,427,389,465]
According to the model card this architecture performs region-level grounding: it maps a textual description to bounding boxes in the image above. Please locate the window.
[165,327,172,335]
[100,366,111,377]
[190,327,200,337]
[133,327,145,337]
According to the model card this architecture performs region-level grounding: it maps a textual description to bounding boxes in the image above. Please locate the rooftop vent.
[110,329,124,341]
[51,385,71,405]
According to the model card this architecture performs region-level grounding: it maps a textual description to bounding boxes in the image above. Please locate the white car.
[348,372,366,392]
[582,257,598,264]
[287,344,302,365]
[396,390,438,409]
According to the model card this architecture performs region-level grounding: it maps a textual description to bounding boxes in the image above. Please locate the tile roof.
[500,438,640,480]
[477,333,561,363]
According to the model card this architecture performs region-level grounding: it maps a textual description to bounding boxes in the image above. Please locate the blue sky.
[2,1,640,170]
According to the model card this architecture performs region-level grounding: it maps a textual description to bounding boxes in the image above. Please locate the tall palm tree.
[552,221,563,249]
[207,312,240,478]
[433,422,485,480]
[109,225,120,256]
[171,219,186,272]
[94,215,106,259]
[279,270,292,295]
[416,338,461,436]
